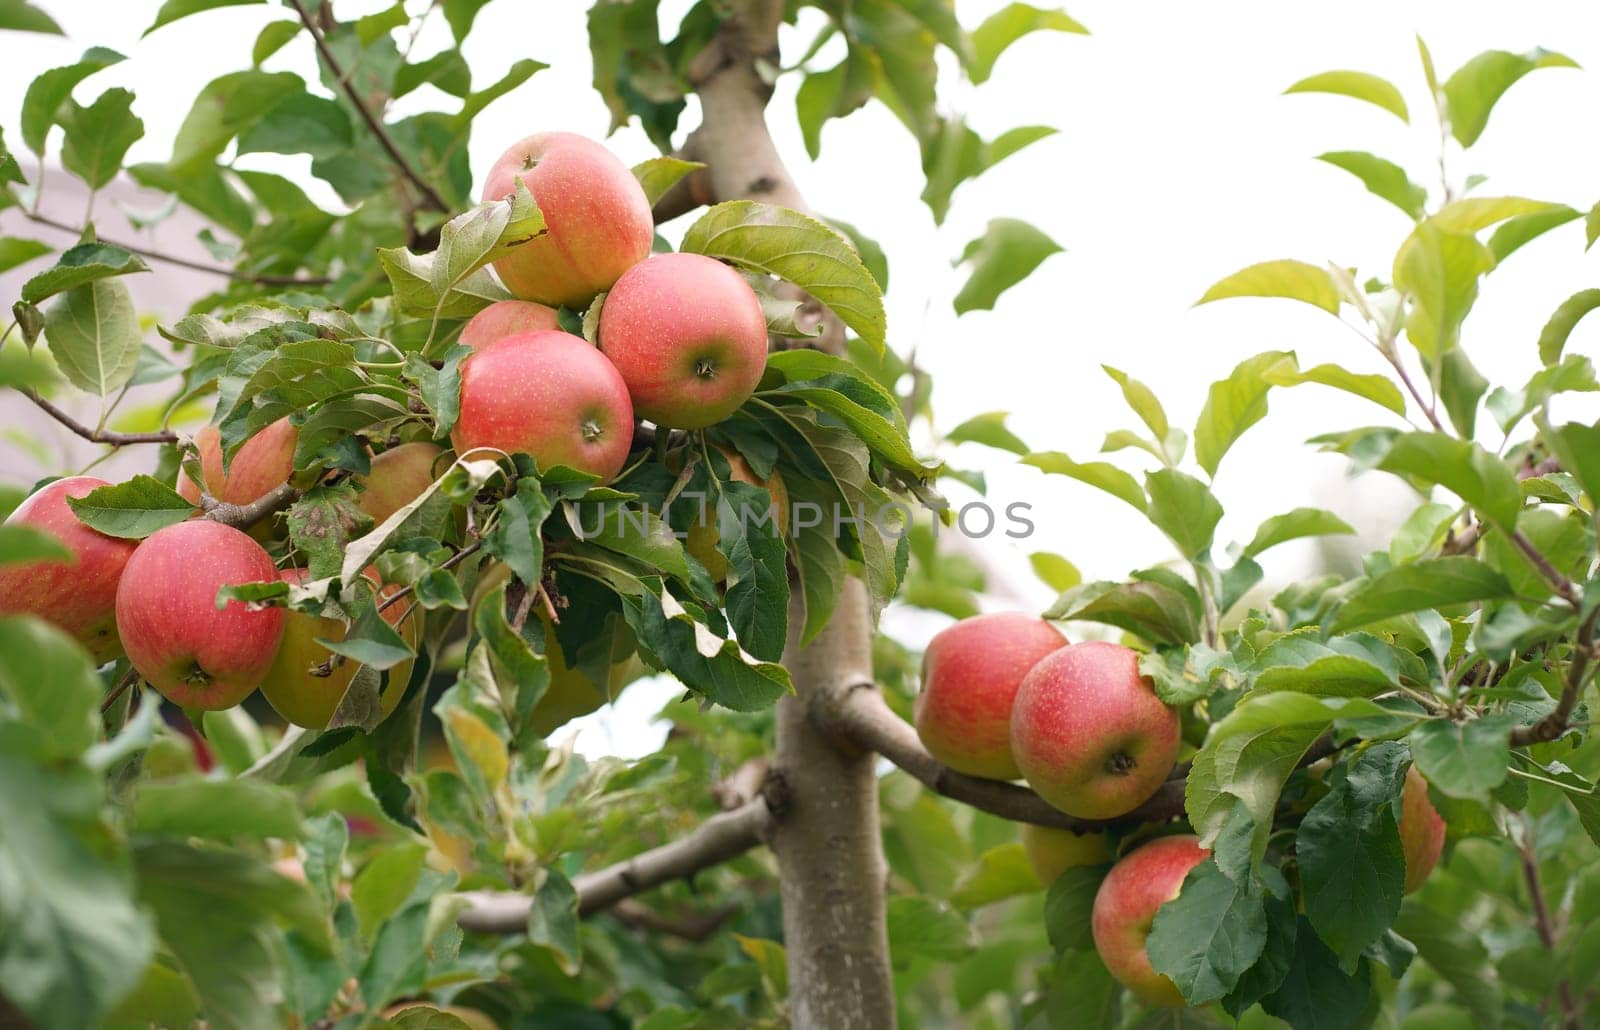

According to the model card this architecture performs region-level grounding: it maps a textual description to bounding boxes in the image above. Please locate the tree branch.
[22,388,179,445]
[1519,824,1582,1029]
[1510,601,1599,747]
[199,484,301,530]
[287,0,451,215]
[456,793,780,933]
[19,209,330,287]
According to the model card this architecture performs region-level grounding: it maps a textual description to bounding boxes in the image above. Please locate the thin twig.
[1510,602,1600,746]
[1519,821,1582,1029]
[23,388,179,445]
[18,209,330,287]
[199,484,302,530]
[287,0,451,214]
[100,667,138,713]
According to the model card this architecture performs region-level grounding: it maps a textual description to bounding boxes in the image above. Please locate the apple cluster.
[453,131,771,484]
[0,131,777,734]
[913,611,1448,1008]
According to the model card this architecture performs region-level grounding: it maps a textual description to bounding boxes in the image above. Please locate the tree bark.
[683,6,898,1025]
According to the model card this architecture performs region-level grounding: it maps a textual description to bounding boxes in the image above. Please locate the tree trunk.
[683,6,898,1025]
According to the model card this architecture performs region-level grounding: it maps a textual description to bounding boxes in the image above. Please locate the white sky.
[4,1,1600,756]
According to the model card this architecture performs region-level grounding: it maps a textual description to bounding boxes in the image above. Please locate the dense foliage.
[1,2,1598,1029]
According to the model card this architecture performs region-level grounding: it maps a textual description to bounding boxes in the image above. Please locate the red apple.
[1020,824,1111,886]
[258,567,417,729]
[451,330,634,484]
[357,442,445,526]
[459,299,561,349]
[0,476,138,662]
[1010,641,1180,820]
[914,612,1067,780]
[115,520,285,710]
[483,131,653,309]
[598,252,769,429]
[1092,834,1210,1008]
[1400,765,1446,893]
[177,417,297,506]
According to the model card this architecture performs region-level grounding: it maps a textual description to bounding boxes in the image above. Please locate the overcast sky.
[4,1,1598,755]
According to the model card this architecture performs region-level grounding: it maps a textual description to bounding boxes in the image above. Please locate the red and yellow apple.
[356,441,445,526]
[1010,641,1180,820]
[598,252,769,429]
[459,299,561,349]
[483,131,653,309]
[1401,765,1446,893]
[1092,834,1209,1008]
[452,330,634,483]
[115,520,285,710]
[0,476,138,662]
[177,417,297,506]
[914,612,1067,780]
[1020,824,1112,886]
[258,567,417,728]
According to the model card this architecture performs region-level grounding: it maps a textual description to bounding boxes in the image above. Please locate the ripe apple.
[483,131,653,309]
[1010,640,1180,820]
[1400,765,1446,893]
[115,520,285,710]
[598,252,769,429]
[914,612,1067,780]
[451,330,634,484]
[682,445,790,582]
[257,567,417,729]
[1020,823,1112,886]
[356,441,445,525]
[177,417,298,506]
[0,476,138,662]
[459,299,561,349]
[1092,834,1210,1008]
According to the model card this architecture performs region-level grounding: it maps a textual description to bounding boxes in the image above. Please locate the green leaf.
[1198,260,1340,313]
[1102,364,1170,440]
[919,117,1057,224]
[716,480,791,662]
[1250,634,1407,698]
[442,0,491,41]
[1394,902,1504,1028]
[131,777,301,840]
[1221,888,1298,1016]
[43,279,142,398]
[1285,70,1409,121]
[1546,422,1600,510]
[1297,743,1408,969]
[1145,469,1223,558]
[1045,579,1198,646]
[527,870,581,975]
[0,0,62,33]
[887,895,976,968]
[1316,151,1426,219]
[251,20,299,65]
[951,218,1063,314]
[0,617,101,757]
[1409,716,1513,800]
[0,732,153,1029]
[1393,221,1495,358]
[681,200,887,354]
[1193,350,1297,477]
[21,242,150,304]
[1244,507,1356,557]
[145,0,262,36]
[236,93,352,160]
[1443,48,1579,147]
[946,411,1029,454]
[631,155,705,207]
[949,842,1038,910]
[356,1,408,45]
[795,52,874,160]
[1264,361,1409,416]
[620,590,791,711]
[0,236,51,273]
[350,842,426,939]
[1333,557,1512,632]
[59,88,144,190]
[1147,857,1269,1005]
[169,70,303,173]
[0,523,72,568]
[969,3,1088,83]
[1537,288,1600,366]
[1377,432,1522,529]
[20,47,125,154]
[318,604,413,671]
[1029,552,1080,592]
[1261,917,1373,1030]
[1488,204,1581,261]
[1023,451,1146,511]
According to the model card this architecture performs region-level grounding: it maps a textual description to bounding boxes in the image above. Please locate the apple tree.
[0,2,1598,1029]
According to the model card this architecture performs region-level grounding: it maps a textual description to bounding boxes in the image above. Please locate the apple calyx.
[1105,751,1137,776]
[581,419,605,442]
[694,357,718,380]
